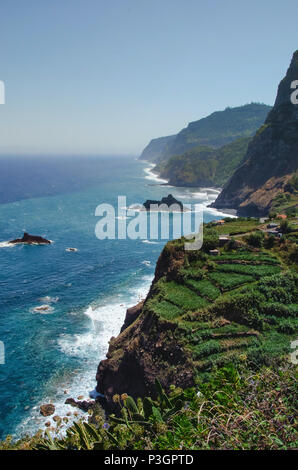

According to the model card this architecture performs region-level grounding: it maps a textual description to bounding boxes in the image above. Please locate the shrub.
[245,231,264,247]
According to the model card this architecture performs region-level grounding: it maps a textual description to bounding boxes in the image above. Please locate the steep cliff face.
[160,103,271,162]
[96,244,193,402]
[212,51,298,216]
[139,135,176,163]
[139,104,270,165]
[95,222,297,404]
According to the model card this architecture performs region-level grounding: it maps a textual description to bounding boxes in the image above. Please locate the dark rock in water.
[65,397,78,407]
[143,194,183,211]
[9,232,51,245]
[65,397,94,412]
[40,403,55,416]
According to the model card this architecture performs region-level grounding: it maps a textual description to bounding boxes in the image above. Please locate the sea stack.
[143,194,183,211]
[9,232,51,245]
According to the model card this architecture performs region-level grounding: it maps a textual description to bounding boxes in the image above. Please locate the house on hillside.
[210,219,225,226]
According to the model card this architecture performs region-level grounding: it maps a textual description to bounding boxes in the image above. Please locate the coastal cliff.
[139,135,176,163]
[139,104,271,166]
[96,219,298,403]
[211,51,298,216]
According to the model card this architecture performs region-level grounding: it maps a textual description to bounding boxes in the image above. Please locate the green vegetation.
[155,280,209,312]
[158,137,251,187]
[215,263,280,278]
[3,364,296,450]
[185,279,221,300]
[208,271,255,289]
[159,103,271,163]
[211,218,259,235]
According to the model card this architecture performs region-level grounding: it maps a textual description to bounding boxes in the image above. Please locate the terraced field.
[146,244,297,373]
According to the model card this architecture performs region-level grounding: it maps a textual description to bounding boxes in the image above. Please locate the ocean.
[0,155,231,440]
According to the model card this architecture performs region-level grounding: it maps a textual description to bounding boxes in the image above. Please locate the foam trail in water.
[144,164,168,184]
[15,274,153,439]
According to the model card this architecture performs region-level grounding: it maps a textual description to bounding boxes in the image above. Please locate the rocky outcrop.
[40,404,55,416]
[9,232,51,245]
[95,310,195,402]
[211,51,298,216]
[64,398,94,412]
[143,194,183,211]
[95,242,193,402]
[120,301,144,333]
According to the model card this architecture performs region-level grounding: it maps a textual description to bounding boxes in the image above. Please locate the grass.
[148,300,182,320]
[158,281,209,312]
[216,263,281,278]
[184,278,221,300]
[216,253,280,264]
[214,220,259,235]
[208,272,255,289]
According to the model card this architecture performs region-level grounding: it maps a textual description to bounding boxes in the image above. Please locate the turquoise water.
[0,155,227,439]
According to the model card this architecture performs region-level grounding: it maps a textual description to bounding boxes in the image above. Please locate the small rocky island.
[9,232,51,245]
[143,194,183,211]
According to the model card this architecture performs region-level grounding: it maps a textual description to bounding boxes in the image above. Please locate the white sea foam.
[144,164,168,184]
[16,274,153,439]
[0,241,14,248]
[38,296,59,303]
[142,260,151,266]
[142,240,161,244]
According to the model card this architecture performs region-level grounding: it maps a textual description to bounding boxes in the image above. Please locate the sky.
[0,0,297,156]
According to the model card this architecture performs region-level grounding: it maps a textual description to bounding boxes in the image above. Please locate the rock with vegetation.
[212,51,298,216]
[156,136,251,187]
[95,217,298,403]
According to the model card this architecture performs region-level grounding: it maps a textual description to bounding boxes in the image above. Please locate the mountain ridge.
[211,51,298,216]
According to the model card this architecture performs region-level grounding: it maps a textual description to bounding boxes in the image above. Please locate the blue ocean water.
[0,155,228,439]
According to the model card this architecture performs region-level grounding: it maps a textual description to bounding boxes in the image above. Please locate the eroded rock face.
[211,50,298,216]
[95,243,195,403]
[120,301,144,333]
[9,232,51,245]
[95,310,195,403]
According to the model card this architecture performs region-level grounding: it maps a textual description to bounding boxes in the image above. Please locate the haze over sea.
[0,155,229,439]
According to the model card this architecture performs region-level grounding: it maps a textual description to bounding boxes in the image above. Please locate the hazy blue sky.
[0,0,297,155]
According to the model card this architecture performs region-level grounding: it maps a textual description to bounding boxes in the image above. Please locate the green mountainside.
[139,103,271,165]
[212,51,298,216]
[156,136,251,187]
[161,103,271,162]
